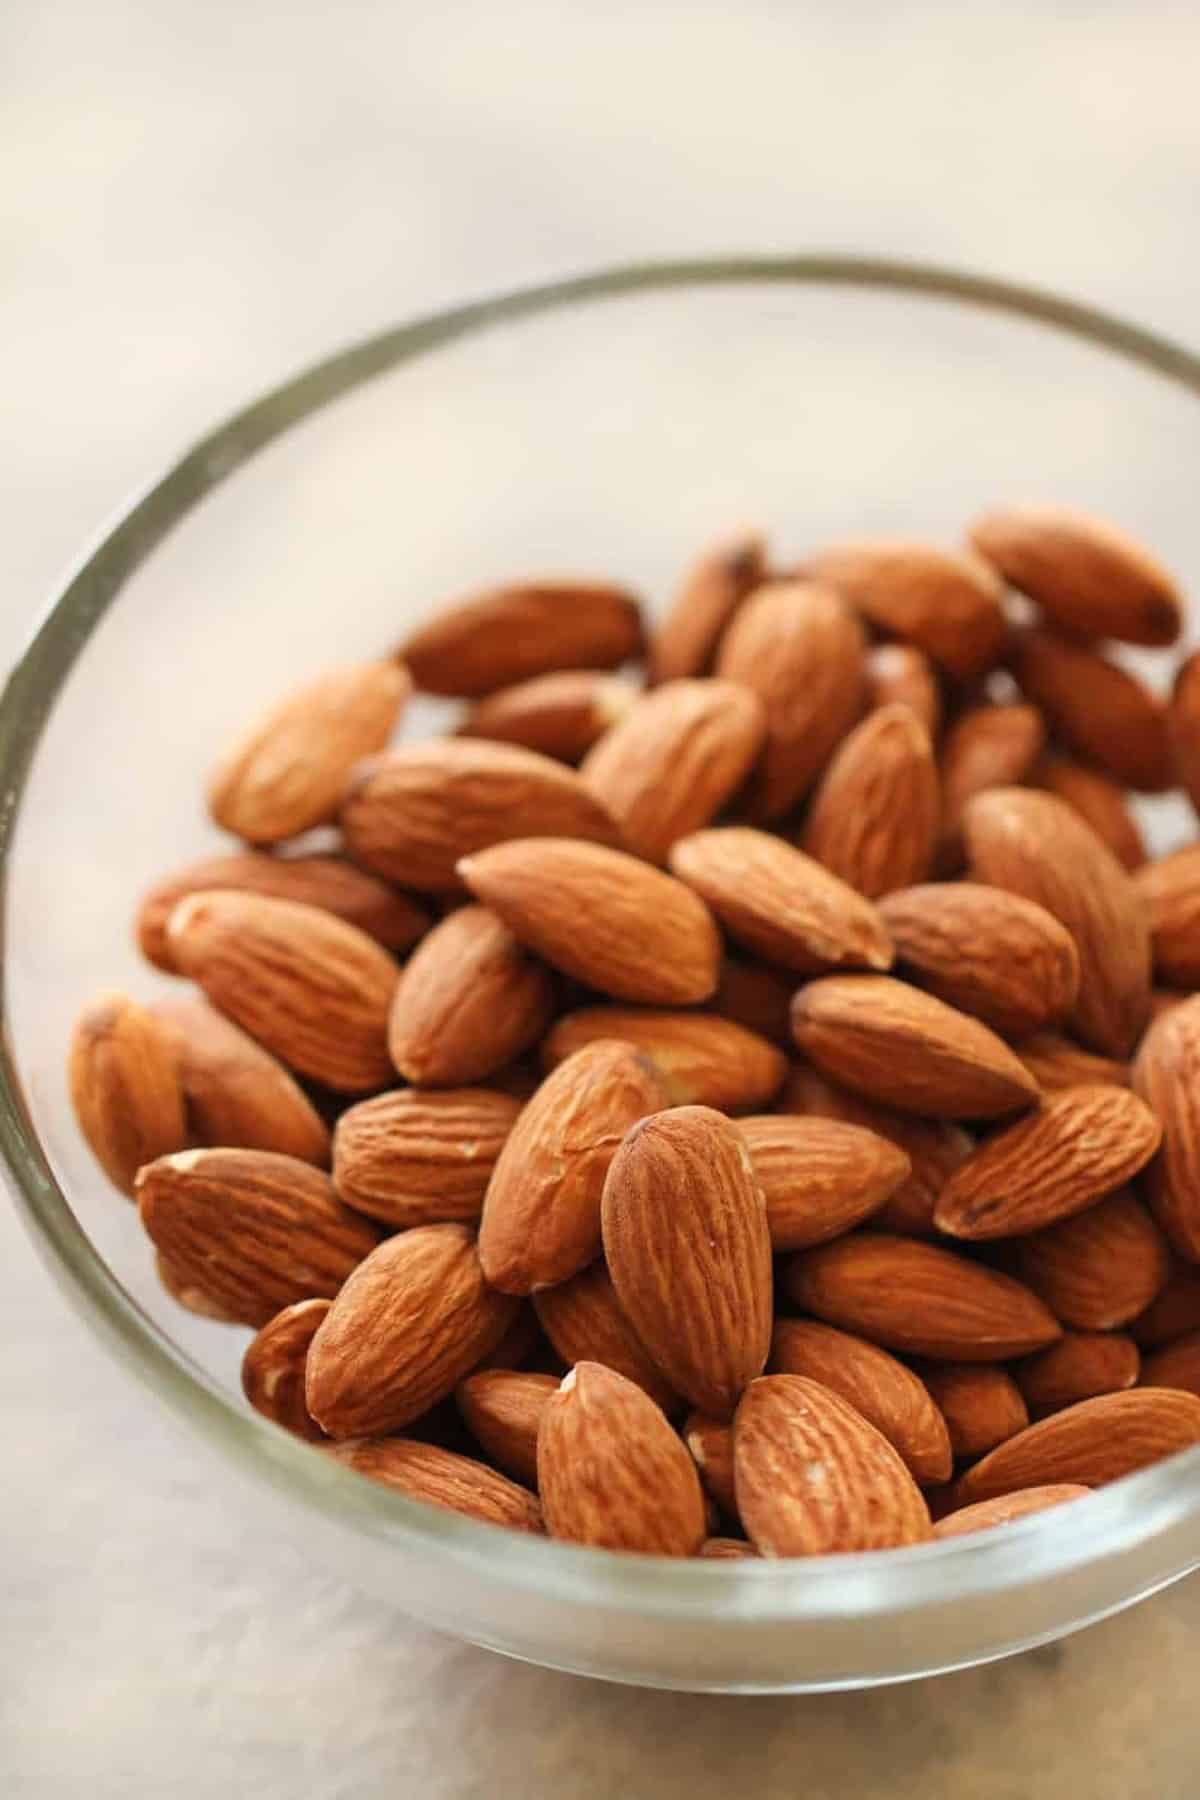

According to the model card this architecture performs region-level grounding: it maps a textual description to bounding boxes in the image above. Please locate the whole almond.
[1133,1266,1200,1349]
[648,529,767,684]
[208,661,409,844]
[544,1007,787,1111]
[801,705,940,898]
[933,1485,1090,1540]
[538,1363,707,1554]
[969,505,1183,646]
[458,669,635,761]
[305,1223,517,1438]
[69,992,188,1194]
[241,1297,332,1441]
[455,1369,558,1486]
[1008,629,1172,792]
[865,643,942,738]
[1018,1190,1171,1331]
[710,955,795,1047]
[602,1106,773,1416]
[733,1375,931,1554]
[166,891,399,1092]
[880,882,1079,1039]
[1142,1330,1200,1395]
[1132,996,1200,1260]
[955,1389,1200,1504]
[790,975,1038,1119]
[684,1412,738,1518]
[809,540,1007,678]
[1037,758,1146,873]
[934,1086,1162,1241]
[459,839,721,1006]
[1017,1332,1139,1418]
[479,1041,667,1293]
[399,580,643,697]
[328,1437,542,1532]
[919,1364,1028,1460]
[963,787,1151,1056]
[1170,649,1200,820]
[332,1086,522,1227]
[532,1261,679,1413]
[579,679,766,863]
[669,827,893,975]
[387,905,554,1086]
[340,739,620,889]
[737,1115,910,1251]
[136,1148,379,1327]
[1136,846,1200,988]
[715,580,866,820]
[937,703,1046,870]
[770,1319,952,1484]
[698,1536,758,1559]
[784,1233,1060,1361]
[1015,1033,1129,1094]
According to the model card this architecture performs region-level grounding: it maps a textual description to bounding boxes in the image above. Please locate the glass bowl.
[6,255,1200,1695]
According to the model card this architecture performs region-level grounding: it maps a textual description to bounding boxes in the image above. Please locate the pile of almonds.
[68,506,1200,1559]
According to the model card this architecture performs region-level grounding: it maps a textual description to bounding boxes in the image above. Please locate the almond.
[968,504,1183,646]
[602,1106,773,1416]
[770,1319,952,1483]
[669,828,893,975]
[1017,1332,1139,1418]
[475,1305,545,1373]
[1169,649,1200,820]
[698,1536,758,1559]
[733,1375,931,1554]
[963,787,1151,1056]
[1131,996,1200,1260]
[1141,1330,1200,1395]
[934,1086,1162,1240]
[69,992,188,1194]
[386,904,554,1087]
[790,975,1038,1119]
[531,1261,679,1413]
[328,1437,542,1532]
[937,703,1047,870]
[919,1364,1028,1460]
[459,838,721,1005]
[543,1008,787,1111]
[241,1297,332,1441]
[166,891,399,1092]
[1014,1033,1128,1094]
[458,670,635,761]
[955,1389,1200,1503]
[1132,1266,1200,1349]
[737,1114,910,1251]
[648,529,767,684]
[933,1485,1090,1540]
[155,1252,242,1321]
[340,739,620,889]
[136,1148,379,1328]
[879,882,1079,1038]
[305,1223,517,1437]
[1008,628,1172,792]
[332,1086,522,1227]
[1037,758,1146,873]
[1017,1190,1170,1331]
[710,955,795,1047]
[1136,846,1200,988]
[153,995,331,1166]
[208,661,409,844]
[399,580,643,697]
[784,1233,1060,1360]
[865,643,942,738]
[684,1412,738,1518]
[809,540,1007,678]
[800,705,940,898]
[714,579,867,819]
[455,1369,558,1486]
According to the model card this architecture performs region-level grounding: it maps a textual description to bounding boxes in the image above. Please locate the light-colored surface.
[6,2,1200,1792]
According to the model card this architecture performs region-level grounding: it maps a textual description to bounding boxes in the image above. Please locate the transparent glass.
[5,256,1200,1693]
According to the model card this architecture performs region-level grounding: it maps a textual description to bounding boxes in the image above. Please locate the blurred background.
[5,3,1200,1794]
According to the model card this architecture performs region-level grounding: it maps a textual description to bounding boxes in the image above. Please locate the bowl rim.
[6,250,1200,1626]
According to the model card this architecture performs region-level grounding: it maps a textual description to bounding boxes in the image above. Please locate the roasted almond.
[770,1319,952,1483]
[737,1114,910,1250]
[543,1008,787,1111]
[1008,628,1172,792]
[1136,846,1200,988]
[809,540,1007,679]
[1017,1190,1171,1331]
[684,1412,738,1519]
[1037,758,1146,873]
[241,1297,332,1441]
[937,703,1046,869]
[455,1369,558,1486]
[1132,1265,1200,1349]
[69,992,188,1195]
[329,1437,542,1532]
[1132,996,1200,1260]
[458,669,635,761]
[955,1389,1200,1503]
[399,580,643,697]
[710,955,795,1047]
[1017,1332,1139,1418]
[648,529,767,684]
[1170,649,1200,820]
[532,1261,679,1414]
[933,1485,1090,1540]
[332,1086,522,1227]
[919,1364,1028,1461]
[865,643,942,738]
[1014,1033,1128,1094]
[800,705,940,898]
[1141,1330,1200,1395]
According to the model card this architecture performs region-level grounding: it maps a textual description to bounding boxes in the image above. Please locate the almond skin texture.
[137,851,429,971]
[532,1262,679,1414]
[737,1115,910,1251]
[136,1148,379,1328]
[579,679,766,863]
[602,1106,773,1417]
[963,787,1151,1056]
[933,1485,1090,1540]
[1038,759,1146,873]
[1018,1190,1171,1331]
[648,529,767,685]
[155,1252,241,1322]
[969,505,1183,647]
[685,1412,738,1518]
[1015,1033,1129,1095]
[479,1041,668,1294]
[399,580,643,697]
[938,704,1046,870]
[328,1438,542,1533]
[69,992,188,1194]
[1136,846,1200,988]
[919,1364,1029,1460]
[455,1370,558,1486]
[1017,1332,1139,1417]
[458,670,635,762]
[537,1363,707,1555]
[387,905,553,1087]
[543,1008,787,1112]
[934,1086,1162,1241]
[955,1389,1200,1503]
[669,827,893,976]
[733,1375,931,1555]
[879,883,1079,1039]
[305,1223,517,1438]
[770,1320,952,1484]
[784,1233,1060,1361]
[208,661,409,844]
[166,891,399,1093]
[459,838,721,1006]
[153,996,331,1166]
[1170,650,1200,821]
[1132,997,1200,1260]
[340,739,620,890]
[1142,1330,1200,1395]
[241,1298,332,1441]
[1008,628,1172,792]
[865,643,942,739]
[790,975,1038,1120]
[715,580,867,820]
[809,541,1007,679]
[1133,1268,1200,1349]
[801,705,940,899]
[332,1086,522,1227]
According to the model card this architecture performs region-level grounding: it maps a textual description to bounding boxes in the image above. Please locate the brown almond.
[1037,759,1146,872]
[155,1252,241,1322]
[399,580,643,697]
[1009,628,1172,792]
[455,1369,558,1486]
[801,705,940,898]
[69,992,188,1194]
[1132,1266,1200,1349]
[1136,846,1200,988]
[460,838,721,1005]
[1142,1330,1200,1395]
[1017,1332,1140,1417]
[809,540,1007,678]
[1132,996,1200,1260]
[474,1305,545,1373]
[241,1297,332,1441]
[648,529,767,684]
[770,1319,952,1483]
[865,643,942,738]
[1015,1033,1129,1094]
[919,1364,1028,1460]
[332,1086,522,1227]
[698,1536,758,1559]
[458,669,635,761]
[937,703,1046,870]
[684,1412,738,1518]
[955,1389,1200,1503]
[710,955,795,1047]
[328,1437,542,1532]
[933,1485,1090,1540]
[532,1261,679,1414]
[1170,649,1200,820]
[1018,1190,1170,1331]
[543,1008,787,1112]
[738,1114,910,1251]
